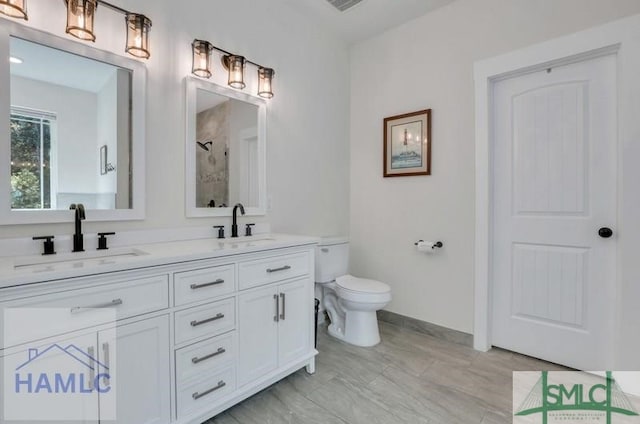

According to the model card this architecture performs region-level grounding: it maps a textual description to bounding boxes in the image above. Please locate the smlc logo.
[14,343,111,394]
[515,371,639,424]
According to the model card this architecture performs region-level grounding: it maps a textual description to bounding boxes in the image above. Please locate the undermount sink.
[217,235,277,248]
[13,248,148,272]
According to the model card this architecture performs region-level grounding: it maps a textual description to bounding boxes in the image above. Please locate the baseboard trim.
[377,310,473,347]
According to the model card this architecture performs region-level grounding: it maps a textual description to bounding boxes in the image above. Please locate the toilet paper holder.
[414,240,443,249]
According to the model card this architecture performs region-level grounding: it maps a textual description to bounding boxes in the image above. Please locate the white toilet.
[315,237,391,347]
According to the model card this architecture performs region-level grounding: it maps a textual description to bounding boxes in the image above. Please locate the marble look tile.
[381,323,478,368]
[314,338,389,386]
[481,410,512,424]
[381,365,489,423]
[378,310,473,347]
[203,411,242,424]
[201,321,566,424]
[373,337,434,377]
[421,359,513,412]
[306,376,405,424]
[282,365,338,396]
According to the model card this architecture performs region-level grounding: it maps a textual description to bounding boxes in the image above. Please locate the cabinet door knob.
[598,227,614,238]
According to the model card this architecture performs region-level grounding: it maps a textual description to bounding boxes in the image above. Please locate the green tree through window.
[10,109,54,209]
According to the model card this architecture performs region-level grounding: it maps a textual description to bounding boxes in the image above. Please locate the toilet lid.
[335,274,390,294]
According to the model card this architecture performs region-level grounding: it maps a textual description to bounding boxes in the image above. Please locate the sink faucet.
[69,203,86,252]
[231,203,245,238]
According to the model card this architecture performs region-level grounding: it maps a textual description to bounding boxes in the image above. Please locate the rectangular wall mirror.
[0,22,146,225]
[185,77,266,217]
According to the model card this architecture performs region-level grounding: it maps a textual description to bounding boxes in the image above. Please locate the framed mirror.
[0,22,146,225]
[185,77,266,217]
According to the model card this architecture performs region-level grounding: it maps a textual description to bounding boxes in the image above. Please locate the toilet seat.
[335,275,391,303]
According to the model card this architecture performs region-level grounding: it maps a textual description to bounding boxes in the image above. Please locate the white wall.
[0,0,350,238]
[10,75,98,197]
[349,0,640,338]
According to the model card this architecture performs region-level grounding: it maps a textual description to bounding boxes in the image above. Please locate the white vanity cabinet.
[238,277,311,386]
[0,272,172,424]
[0,239,317,424]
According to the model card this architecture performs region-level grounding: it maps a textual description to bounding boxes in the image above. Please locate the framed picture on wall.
[383,109,431,177]
[100,145,107,175]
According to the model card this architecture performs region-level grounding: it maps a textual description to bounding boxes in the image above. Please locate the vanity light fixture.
[65,0,98,42]
[125,13,152,59]
[192,39,213,78]
[224,54,246,89]
[57,0,153,58]
[258,67,275,99]
[0,0,27,20]
[9,56,23,64]
[191,39,275,98]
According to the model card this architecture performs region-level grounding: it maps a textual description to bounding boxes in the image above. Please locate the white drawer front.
[1,275,169,349]
[238,252,310,290]
[174,264,235,307]
[176,332,236,383]
[177,366,236,418]
[174,298,235,345]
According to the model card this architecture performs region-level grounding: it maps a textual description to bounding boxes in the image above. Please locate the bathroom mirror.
[185,77,266,217]
[0,22,146,224]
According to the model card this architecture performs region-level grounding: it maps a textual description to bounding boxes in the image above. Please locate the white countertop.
[0,234,319,289]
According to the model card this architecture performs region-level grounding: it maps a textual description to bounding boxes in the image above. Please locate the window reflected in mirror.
[9,36,133,210]
[195,89,259,209]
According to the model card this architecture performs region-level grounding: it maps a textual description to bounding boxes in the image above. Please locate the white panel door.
[277,278,312,366]
[491,54,617,370]
[98,316,170,424]
[237,286,278,387]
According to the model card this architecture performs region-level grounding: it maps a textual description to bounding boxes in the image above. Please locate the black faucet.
[69,203,86,252]
[231,203,245,238]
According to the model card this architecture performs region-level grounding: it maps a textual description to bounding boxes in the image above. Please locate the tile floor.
[205,321,567,424]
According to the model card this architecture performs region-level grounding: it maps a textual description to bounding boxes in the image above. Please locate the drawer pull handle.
[192,380,226,400]
[190,313,224,327]
[70,298,123,314]
[191,347,226,364]
[266,265,291,273]
[190,279,225,290]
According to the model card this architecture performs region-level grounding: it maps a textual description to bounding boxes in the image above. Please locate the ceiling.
[10,37,119,93]
[279,0,455,44]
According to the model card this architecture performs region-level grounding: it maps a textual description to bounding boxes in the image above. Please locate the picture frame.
[383,109,431,177]
[100,145,107,175]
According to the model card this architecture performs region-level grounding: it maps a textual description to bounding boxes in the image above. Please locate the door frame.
[473,14,640,357]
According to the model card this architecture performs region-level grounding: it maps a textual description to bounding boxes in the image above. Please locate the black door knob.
[598,227,613,238]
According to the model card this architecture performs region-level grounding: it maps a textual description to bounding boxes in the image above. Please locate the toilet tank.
[315,237,349,283]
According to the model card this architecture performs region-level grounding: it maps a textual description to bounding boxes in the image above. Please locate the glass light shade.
[0,0,27,20]
[125,14,152,59]
[226,55,246,89]
[258,67,275,99]
[192,40,213,78]
[65,0,98,42]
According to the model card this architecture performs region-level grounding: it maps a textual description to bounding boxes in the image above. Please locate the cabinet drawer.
[174,264,235,307]
[238,252,309,290]
[177,366,236,418]
[176,332,235,383]
[1,275,169,349]
[174,298,235,345]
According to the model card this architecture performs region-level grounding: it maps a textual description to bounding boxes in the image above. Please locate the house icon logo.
[14,344,111,394]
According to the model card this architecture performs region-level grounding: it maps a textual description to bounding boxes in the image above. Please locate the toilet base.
[327,309,381,347]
